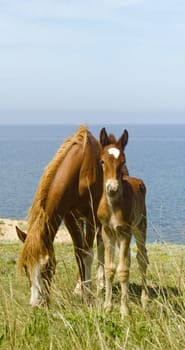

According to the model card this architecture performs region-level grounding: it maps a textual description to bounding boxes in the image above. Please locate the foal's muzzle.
[106,179,119,197]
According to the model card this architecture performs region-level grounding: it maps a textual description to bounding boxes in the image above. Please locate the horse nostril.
[106,180,119,196]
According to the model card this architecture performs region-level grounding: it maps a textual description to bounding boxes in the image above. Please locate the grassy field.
[0,241,185,350]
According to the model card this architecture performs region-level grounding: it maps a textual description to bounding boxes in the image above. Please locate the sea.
[0,124,185,245]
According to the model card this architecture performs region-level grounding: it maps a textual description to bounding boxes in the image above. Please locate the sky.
[0,0,185,125]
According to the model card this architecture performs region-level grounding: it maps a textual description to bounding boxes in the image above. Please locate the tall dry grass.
[0,242,185,349]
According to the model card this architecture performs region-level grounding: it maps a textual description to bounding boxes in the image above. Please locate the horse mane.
[108,133,117,144]
[18,125,88,272]
[27,124,88,230]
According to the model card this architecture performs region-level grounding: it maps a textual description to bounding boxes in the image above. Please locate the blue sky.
[0,0,185,124]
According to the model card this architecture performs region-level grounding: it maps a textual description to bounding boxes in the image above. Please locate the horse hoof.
[141,290,149,310]
[104,303,112,313]
[73,281,83,296]
[120,305,129,318]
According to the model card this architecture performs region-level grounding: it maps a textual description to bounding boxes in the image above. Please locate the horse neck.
[27,206,61,243]
[46,214,61,242]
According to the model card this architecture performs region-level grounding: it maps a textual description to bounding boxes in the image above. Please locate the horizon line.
[0,122,185,126]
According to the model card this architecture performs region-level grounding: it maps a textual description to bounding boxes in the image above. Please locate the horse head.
[16,225,56,307]
[99,127,128,198]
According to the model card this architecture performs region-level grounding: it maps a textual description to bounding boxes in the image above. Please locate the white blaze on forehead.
[108,147,120,159]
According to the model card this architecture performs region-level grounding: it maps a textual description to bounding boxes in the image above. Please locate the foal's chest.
[106,204,128,231]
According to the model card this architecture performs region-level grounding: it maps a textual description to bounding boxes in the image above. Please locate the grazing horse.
[16,125,104,307]
[97,127,149,317]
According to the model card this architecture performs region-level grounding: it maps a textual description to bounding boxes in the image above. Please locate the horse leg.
[82,217,95,292]
[135,218,149,309]
[96,227,105,295]
[117,230,131,317]
[64,212,86,295]
[84,219,105,295]
[102,226,116,312]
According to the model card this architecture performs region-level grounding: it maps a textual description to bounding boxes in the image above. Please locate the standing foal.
[97,127,149,317]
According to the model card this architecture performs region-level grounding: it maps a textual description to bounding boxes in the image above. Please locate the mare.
[16,125,104,307]
[97,127,149,317]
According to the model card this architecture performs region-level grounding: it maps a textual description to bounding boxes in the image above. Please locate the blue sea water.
[0,124,185,244]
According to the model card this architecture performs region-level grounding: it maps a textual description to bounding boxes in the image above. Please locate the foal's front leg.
[96,228,105,294]
[102,226,116,312]
[117,231,131,317]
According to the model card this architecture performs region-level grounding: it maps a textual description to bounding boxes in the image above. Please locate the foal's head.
[99,127,128,198]
[16,226,56,307]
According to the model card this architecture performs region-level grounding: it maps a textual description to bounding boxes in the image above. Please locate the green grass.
[0,241,185,349]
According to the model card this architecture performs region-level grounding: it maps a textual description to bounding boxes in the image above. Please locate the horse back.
[79,131,103,201]
[122,175,146,198]
[45,130,103,217]
[122,175,146,225]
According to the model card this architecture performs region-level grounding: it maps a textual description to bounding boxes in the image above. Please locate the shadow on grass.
[110,281,180,304]
[129,282,180,300]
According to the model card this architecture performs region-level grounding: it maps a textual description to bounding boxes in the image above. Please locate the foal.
[97,128,149,317]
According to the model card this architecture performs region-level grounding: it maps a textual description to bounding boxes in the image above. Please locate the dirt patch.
[0,218,71,243]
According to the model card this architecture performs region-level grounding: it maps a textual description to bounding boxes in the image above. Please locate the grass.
[0,241,185,349]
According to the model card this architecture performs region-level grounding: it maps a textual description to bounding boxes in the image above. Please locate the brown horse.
[97,127,149,317]
[16,125,104,306]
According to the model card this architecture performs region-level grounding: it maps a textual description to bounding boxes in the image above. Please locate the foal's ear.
[99,127,110,147]
[16,226,27,243]
[117,129,129,150]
